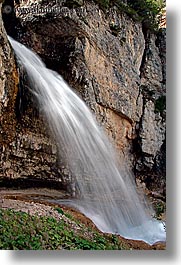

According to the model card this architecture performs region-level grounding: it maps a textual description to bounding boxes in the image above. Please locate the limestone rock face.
[138,100,165,168]
[14,0,145,165]
[0,4,17,145]
[0,3,69,189]
[0,1,19,174]
[0,0,166,194]
[136,29,166,193]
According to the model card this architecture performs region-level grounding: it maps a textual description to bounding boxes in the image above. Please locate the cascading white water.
[9,37,166,245]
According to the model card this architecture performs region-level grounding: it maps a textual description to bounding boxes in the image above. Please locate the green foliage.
[127,0,165,31]
[94,0,110,10]
[111,0,141,20]
[154,95,166,114]
[109,23,121,36]
[53,0,165,32]
[154,201,165,219]
[93,0,165,31]
[0,208,129,250]
[55,207,64,215]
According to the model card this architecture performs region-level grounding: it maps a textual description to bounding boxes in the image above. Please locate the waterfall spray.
[9,37,166,245]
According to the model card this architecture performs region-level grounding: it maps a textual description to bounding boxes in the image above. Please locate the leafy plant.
[0,208,129,250]
[127,0,165,31]
[154,201,165,219]
[55,207,64,215]
[154,95,166,115]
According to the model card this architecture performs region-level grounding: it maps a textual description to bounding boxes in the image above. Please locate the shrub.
[127,0,165,31]
[93,0,165,31]
[154,95,166,115]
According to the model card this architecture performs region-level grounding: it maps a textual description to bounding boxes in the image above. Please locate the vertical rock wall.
[0,0,166,196]
[0,1,70,189]
[0,1,18,145]
[136,29,166,194]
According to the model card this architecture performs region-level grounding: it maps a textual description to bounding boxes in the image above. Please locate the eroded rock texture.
[0,1,69,189]
[136,30,166,194]
[0,0,166,195]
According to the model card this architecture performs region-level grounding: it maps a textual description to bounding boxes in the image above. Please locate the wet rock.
[0,0,166,194]
[0,4,71,189]
[0,1,18,146]
[14,0,145,166]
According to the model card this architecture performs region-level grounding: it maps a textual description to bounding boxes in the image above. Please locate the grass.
[0,208,129,250]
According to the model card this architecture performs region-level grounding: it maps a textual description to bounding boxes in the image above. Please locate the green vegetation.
[93,0,110,10]
[56,0,166,32]
[154,201,166,220]
[93,0,165,31]
[0,208,129,250]
[127,0,165,31]
[154,95,166,115]
[109,22,121,36]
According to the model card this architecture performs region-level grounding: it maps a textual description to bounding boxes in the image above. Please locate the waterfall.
[9,37,166,245]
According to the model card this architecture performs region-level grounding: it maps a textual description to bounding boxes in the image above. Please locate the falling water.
[9,37,166,245]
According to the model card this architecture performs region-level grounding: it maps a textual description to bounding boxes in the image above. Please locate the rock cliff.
[0,0,69,190]
[0,0,166,196]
